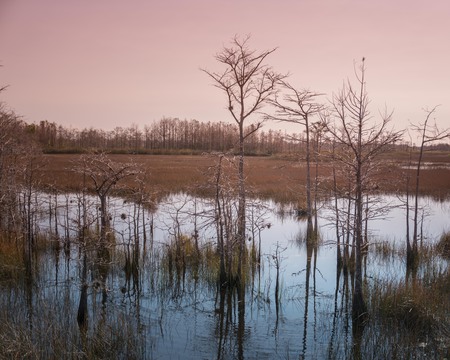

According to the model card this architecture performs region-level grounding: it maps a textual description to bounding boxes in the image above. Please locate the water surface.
[2,193,449,359]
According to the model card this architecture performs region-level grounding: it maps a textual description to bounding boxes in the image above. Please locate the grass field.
[37,152,450,202]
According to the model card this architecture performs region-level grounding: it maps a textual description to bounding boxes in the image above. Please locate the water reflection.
[1,192,449,358]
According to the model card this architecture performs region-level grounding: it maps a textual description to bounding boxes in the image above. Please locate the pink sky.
[1,0,449,138]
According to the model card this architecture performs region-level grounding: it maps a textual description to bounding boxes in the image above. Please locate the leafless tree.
[407,106,449,269]
[72,152,139,327]
[323,59,403,322]
[267,82,325,235]
[72,152,138,246]
[202,35,286,279]
[0,107,20,233]
[0,100,45,249]
[19,146,47,273]
[0,96,50,280]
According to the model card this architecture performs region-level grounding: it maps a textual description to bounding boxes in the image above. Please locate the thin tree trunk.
[77,251,88,328]
[305,114,313,233]
[237,128,246,281]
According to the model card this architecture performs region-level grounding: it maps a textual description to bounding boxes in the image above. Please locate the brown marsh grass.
[366,239,450,358]
[437,231,450,259]
[368,271,450,356]
[0,240,24,283]
[37,152,450,202]
[38,154,324,203]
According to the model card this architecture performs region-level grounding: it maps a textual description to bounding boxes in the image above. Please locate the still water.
[1,193,449,359]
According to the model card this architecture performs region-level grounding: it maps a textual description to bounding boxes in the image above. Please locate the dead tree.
[407,106,449,269]
[19,147,46,276]
[73,152,137,246]
[0,107,21,234]
[310,121,326,235]
[72,152,138,328]
[323,58,403,322]
[267,82,324,236]
[202,35,286,280]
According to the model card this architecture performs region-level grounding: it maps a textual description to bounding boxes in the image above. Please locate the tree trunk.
[305,114,313,233]
[99,194,108,245]
[77,252,88,328]
[237,127,246,281]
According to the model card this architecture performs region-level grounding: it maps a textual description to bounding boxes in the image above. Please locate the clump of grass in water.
[372,240,396,260]
[0,239,25,283]
[367,242,450,358]
[0,232,59,284]
[436,231,450,259]
[376,282,435,334]
[0,289,147,359]
[160,234,258,289]
[162,235,201,268]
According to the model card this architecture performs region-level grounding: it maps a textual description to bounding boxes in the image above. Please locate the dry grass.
[368,264,450,358]
[437,232,450,259]
[0,240,24,283]
[0,307,146,360]
[36,152,450,202]
[37,154,316,202]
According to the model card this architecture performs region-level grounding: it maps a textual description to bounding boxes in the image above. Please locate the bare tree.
[72,152,139,328]
[267,81,324,235]
[202,35,286,279]
[73,152,138,246]
[0,107,21,233]
[0,100,45,251]
[19,146,47,274]
[407,106,449,269]
[323,59,403,322]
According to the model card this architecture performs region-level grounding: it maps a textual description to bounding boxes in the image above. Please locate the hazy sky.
[1,0,449,135]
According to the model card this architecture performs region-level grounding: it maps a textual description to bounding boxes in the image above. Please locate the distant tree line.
[21,117,450,156]
[26,117,308,155]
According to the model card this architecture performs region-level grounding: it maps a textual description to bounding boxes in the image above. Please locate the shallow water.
[2,192,449,359]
